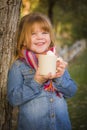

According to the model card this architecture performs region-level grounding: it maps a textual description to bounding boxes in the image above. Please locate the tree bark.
[0,0,21,130]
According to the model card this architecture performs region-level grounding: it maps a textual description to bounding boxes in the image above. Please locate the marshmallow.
[47,51,55,56]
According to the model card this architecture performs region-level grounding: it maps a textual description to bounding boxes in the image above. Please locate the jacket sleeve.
[7,63,42,106]
[53,69,77,98]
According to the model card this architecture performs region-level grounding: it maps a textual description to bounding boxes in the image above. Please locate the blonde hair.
[15,12,55,59]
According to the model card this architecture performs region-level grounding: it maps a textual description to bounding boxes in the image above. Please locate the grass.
[67,48,87,130]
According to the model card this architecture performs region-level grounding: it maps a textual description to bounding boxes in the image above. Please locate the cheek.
[47,39,51,47]
[47,36,51,44]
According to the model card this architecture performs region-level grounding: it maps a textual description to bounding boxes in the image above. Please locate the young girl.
[7,12,77,130]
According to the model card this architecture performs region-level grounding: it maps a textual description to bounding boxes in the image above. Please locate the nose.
[37,32,43,39]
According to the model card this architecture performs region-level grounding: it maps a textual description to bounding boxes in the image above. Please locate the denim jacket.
[7,59,77,130]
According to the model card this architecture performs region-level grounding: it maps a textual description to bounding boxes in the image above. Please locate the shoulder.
[10,60,35,81]
[11,59,25,68]
[9,59,29,72]
[15,59,25,67]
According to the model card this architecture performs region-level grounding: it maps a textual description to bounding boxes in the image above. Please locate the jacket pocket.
[21,68,35,82]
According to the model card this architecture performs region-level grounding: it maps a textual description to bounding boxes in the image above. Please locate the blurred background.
[21,1,87,130]
[0,0,87,130]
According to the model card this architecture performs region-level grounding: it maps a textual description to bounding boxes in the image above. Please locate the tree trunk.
[48,0,55,24]
[0,0,21,130]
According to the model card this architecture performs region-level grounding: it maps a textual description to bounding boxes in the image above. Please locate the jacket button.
[51,113,55,118]
[29,70,33,74]
[50,98,54,102]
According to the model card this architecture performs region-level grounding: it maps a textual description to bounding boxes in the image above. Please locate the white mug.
[38,54,57,75]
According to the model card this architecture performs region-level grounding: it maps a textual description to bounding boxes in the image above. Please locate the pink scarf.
[21,47,62,97]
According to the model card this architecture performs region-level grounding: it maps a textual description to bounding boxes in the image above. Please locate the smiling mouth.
[35,42,45,46]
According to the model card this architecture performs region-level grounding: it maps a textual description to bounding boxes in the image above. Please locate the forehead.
[31,22,50,32]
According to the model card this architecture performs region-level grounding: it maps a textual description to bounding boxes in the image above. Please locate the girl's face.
[29,24,51,54]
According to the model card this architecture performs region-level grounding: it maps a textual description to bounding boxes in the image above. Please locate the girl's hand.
[56,57,68,78]
[47,57,68,79]
[34,68,52,84]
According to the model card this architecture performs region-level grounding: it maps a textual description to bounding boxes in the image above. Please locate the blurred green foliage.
[67,49,87,130]
[21,0,87,46]
[68,49,87,86]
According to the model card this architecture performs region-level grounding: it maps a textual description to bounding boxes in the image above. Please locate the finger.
[42,72,51,79]
[56,70,65,77]
[56,67,65,75]
[57,61,68,69]
[57,57,63,62]
[56,65,65,73]
[57,57,67,65]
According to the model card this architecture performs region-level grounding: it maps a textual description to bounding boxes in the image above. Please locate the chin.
[35,51,44,54]
[35,49,46,54]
